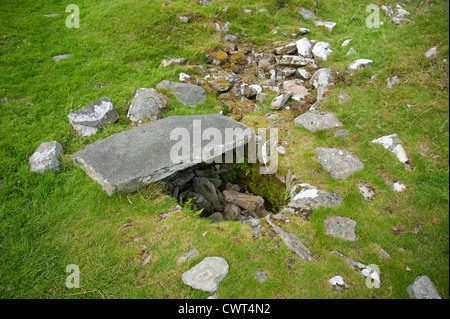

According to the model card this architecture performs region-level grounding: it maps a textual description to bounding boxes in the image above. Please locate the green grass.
[0,0,448,299]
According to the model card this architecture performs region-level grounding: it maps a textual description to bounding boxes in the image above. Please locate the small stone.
[425,46,438,58]
[255,271,268,283]
[387,75,400,88]
[348,59,373,74]
[142,255,151,265]
[312,41,333,60]
[259,9,271,17]
[341,39,354,47]
[407,276,441,299]
[52,54,71,62]
[179,16,190,23]
[294,110,342,132]
[345,47,357,56]
[393,181,406,193]
[272,213,289,223]
[222,203,241,221]
[176,249,200,265]
[334,129,348,139]
[133,236,144,242]
[324,216,357,241]
[329,275,350,291]
[314,21,336,32]
[160,57,186,68]
[270,91,293,110]
[156,80,206,106]
[338,92,351,104]
[371,133,409,165]
[300,8,316,20]
[207,212,224,223]
[182,257,229,293]
[298,27,310,34]
[288,183,343,209]
[43,13,59,17]
[29,141,64,173]
[357,183,376,202]
[127,88,169,124]
[296,38,313,58]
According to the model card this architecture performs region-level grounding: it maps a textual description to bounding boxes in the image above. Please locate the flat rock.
[406,276,441,299]
[314,21,336,31]
[270,91,292,110]
[160,57,186,68]
[371,133,409,165]
[72,114,250,195]
[222,203,241,221]
[300,8,316,20]
[176,249,199,265]
[205,72,240,92]
[68,97,119,136]
[357,183,376,202]
[387,75,400,88]
[127,88,169,124]
[425,46,438,58]
[345,47,357,56]
[182,257,229,293]
[255,271,268,283]
[294,110,342,132]
[29,141,64,173]
[324,216,357,241]
[315,147,364,180]
[156,80,206,107]
[222,190,265,211]
[288,183,343,209]
[277,55,311,67]
[310,68,334,89]
[266,215,315,261]
[52,54,71,62]
[348,59,373,74]
[282,80,309,102]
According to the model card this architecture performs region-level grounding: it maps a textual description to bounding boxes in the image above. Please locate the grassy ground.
[0,0,448,299]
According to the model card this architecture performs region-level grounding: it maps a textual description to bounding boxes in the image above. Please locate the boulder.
[314,147,364,180]
[182,257,229,293]
[406,276,441,299]
[294,110,342,132]
[156,80,206,107]
[127,88,169,124]
[72,114,250,195]
[29,141,64,173]
[68,97,119,136]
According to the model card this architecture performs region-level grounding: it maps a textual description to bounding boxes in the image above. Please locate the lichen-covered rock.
[314,147,364,180]
[127,88,169,124]
[182,257,229,293]
[29,141,64,173]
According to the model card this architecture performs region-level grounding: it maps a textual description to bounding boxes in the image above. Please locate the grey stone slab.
[182,257,229,293]
[406,276,441,299]
[314,147,364,180]
[288,183,343,209]
[72,114,250,195]
[156,80,206,107]
[324,216,357,241]
[294,110,342,132]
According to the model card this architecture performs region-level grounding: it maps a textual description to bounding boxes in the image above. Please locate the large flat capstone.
[72,114,251,195]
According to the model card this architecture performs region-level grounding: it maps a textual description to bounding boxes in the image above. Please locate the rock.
[299,27,310,34]
[255,271,268,283]
[357,183,376,202]
[338,92,351,104]
[341,39,354,47]
[296,38,313,58]
[329,275,350,291]
[280,67,297,77]
[211,50,228,65]
[347,59,373,74]
[224,34,239,43]
[266,215,315,261]
[127,88,169,124]
[277,55,311,67]
[270,91,293,110]
[324,216,357,241]
[68,97,119,136]
[296,68,312,80]
[222,190,265,211]
[52,54,71,62]
[267,114,280,122]
[142,255,152,265]
[300,8,316,20]
[334,129,348,139]
[393,181,407,193]
[310,68,334,89]
[72,114,250,195]
[179,16,190,23]
[258,8,271,17]
[222,203,241,221]
[156,80,206,107]
[29,141,64,173]
[241,83,262,99]
[43,13,59,17]
[160,57,186,68]
[205,72,240,92]
[288,183,343,209]
[371,133,409,165]
[282,80,309,102]
[207,212,224,223]
[425,46,438,58]
[272,213,290,223]
[276,145,286,155]
[373,243,392,260]
[345,47,357,56]
[381,5,394,16]
[187,192,215,215]
[275,42,297,55]
[406,276,441,299]
[387,75,400,88]
[294,110,342,132]
[192,177,220,205]
[314,147,364,180]
[312,41,333,60]
[181,257,229,293]
[314,21,336,31]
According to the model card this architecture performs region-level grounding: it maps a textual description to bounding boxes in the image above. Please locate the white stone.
[371,133,409,164]
[314,21,336,31]
[312,41,333,60]
[425,46,438,58]
[347,59,373,74]
[341,39,354,47]
[393,182,406,193]
[182,257,229,293]
[29,141,64,173]
[296,38,313,58]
